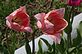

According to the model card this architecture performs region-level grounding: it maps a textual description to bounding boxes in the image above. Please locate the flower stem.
[49,0,54,8]
[25,32,31,54]
[67,7,76,54]
[32,29,38,54]
[32,33,35,54]
[67,6,74,48]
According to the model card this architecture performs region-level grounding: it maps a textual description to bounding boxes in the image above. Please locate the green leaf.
[0,44,3,52]
[56,38,67,54]
[68,47,76,53]
[40,38,53,53]
[54,0,59,2]
[0,44,9,54]
[73,29,81,47]
[52,43,55,54]
[78,21,82,37]
[77,47,82,54]
[37,39,43,54]
[28,0,34,3]
[3,47,9,54]
[38,0,46,6]
[25,40,31,54]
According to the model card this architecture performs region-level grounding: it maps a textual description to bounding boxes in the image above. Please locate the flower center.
[12,17,22,25]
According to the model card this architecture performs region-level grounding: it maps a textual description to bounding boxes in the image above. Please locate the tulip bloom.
[6,6,32,32]
[34,8,68,44]
[67,0,81,6]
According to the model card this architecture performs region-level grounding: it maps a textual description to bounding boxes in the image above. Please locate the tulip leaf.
[0,44,9,54]
[40,38,53,53]
[77,46,82,54]
[52,43,55,54]
[68,47,76,53]
[56,38,66,54]
[53,0,58,2]
[0,44,4,54]
[28,0,34,3]
[3,47,9,54]
[38,0,46,6]
[73,29,81,47]
[78,21,82,37]
[37,39,43,54]
[25,40,31,54]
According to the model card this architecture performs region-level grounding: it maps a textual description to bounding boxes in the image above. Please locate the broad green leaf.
[73,29,81,47]
[52,43,55,54]
[40,38,53,53]
[0,44,3,52]
[0,44,9,54]
[3,47,9,54]
[54,0,58,2]
[78,21,82,37]
[37,39,43,54]
[68,47,76,53]
[38,0,46,6]
[28,0,34,3]
[77,47,82,54]
[25,40,31,54]
[55,37,67,54]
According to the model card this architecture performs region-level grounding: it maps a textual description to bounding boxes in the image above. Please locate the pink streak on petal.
[24,27,33,33]
[49,33,61,44]
[37,21,42,28]
[44,20,54,28]
[56,8,65,17]
[43,20,55,34]
[34,13,46,21]
[6,20,11,28]
[45,8,65,20]
[11,22,21,31]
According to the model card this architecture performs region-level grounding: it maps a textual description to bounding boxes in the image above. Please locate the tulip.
[34,8,68,44]
[6,6,32,32]
[67,0,81,6]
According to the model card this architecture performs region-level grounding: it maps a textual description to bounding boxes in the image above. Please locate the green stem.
[32,29,38,54]
[50,0,54,8]
[25,32,31,54]
[67,7,72,48]
[32,33,35,54]
[67,6,75,54]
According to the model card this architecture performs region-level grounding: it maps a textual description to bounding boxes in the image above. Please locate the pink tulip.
[6,6,32,32]
[67,0,81,6]
[34,8,68,44]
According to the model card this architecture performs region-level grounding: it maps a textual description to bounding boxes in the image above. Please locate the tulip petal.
[24,27,33,33]
[6,20,11,28]
[56,8,65,17]
[45,8,65,19]
[16,11,30,26]
[34,13,46,21]
[43,20,55,34]
[37,21,42,28]
[48,33,61,44]
[44,20,54,28]
[53,18,68,32]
